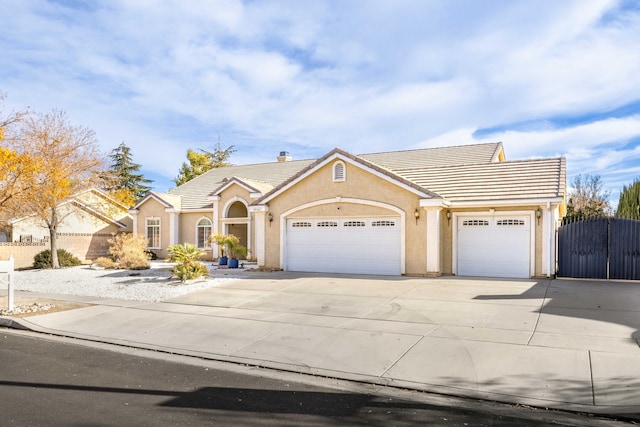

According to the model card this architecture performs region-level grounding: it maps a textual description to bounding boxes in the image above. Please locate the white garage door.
[285,218,401,275]
[457,216,531,278]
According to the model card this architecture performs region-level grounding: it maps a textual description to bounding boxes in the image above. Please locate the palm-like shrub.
[209,233,247,259]
[167,243,208,282]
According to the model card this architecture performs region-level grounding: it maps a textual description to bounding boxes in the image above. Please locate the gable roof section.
[257,148,442,205]
[397,157,566,203]
[11,188,129,228]
[361,142,504,170]
[68,199,129,229]
[209,177,275,199]
[169,159,315,209]
[133,192,182,210]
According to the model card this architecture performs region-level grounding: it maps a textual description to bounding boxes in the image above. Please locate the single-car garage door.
[457,216,531,278]
[285,217,401,275]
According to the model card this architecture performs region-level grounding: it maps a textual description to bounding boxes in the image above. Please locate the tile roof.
[161,142,564,209]
[395,157,566,202]
[169,160,315,209]
[361,142,504,169]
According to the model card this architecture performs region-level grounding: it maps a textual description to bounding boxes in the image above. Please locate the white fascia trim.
[250,192,264,199]
[261,153,433,204]
[213,179,259,197]
[207,195,222,202]
[278,197,406,274]
[134,193,173,209]
[165,208,181,213]
[176,208,212,213]
[419,198,450,208]
[448,197,563,208]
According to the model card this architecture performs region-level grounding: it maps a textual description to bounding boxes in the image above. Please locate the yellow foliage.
[0,146,43,213]
[109,188,137,207]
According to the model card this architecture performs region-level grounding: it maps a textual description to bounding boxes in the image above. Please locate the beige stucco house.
[1,189,132,267]
[131,142,566,278]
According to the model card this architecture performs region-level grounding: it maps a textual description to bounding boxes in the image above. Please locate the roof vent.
[277,151,292,162]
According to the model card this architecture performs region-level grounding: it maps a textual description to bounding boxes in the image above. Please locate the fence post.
[1,255,15,311]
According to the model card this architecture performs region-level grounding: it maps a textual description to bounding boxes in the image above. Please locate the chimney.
[277,151,292,162]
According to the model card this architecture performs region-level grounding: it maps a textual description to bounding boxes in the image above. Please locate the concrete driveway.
[4,272,640,416]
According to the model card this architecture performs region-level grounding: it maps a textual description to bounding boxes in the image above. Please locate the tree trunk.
[49,208,60,269]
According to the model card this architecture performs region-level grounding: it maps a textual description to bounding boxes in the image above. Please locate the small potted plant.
[224,234,248,269]
[209,233,230,266]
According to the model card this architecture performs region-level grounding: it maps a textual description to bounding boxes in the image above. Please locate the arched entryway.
[224,200,249,256]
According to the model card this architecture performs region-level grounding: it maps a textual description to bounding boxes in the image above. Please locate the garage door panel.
[286,218,401,275]
[457,216,531,278]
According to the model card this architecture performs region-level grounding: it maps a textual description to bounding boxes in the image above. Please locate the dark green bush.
[145,249,158,260]
[33,249,82,269]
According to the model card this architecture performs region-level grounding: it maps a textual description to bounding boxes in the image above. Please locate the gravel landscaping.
[7,261,241,303]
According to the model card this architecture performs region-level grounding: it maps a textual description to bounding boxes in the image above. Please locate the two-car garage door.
[285,217,401,275]
[457,216,532,278]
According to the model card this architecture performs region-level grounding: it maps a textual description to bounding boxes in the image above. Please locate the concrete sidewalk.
[2,273,640,418]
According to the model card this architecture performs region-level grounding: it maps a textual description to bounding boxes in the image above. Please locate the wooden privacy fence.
[558,217,640,280]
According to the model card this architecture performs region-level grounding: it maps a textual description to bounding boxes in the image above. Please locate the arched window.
[226,201,248,218]
[333,161,346,182]
[196,217,212,248]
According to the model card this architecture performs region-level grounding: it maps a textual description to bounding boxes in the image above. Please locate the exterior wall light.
[268,212,273,223]
[446,210,451,225]
[414,208,420,225]
[536,207,542,225]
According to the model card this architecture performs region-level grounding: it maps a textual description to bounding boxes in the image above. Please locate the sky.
[1,0,640,208]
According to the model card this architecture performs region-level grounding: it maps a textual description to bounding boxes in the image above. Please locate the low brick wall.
[0,233,120,269]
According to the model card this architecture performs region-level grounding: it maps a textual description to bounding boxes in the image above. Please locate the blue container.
[228,258,239,269]
[219,256,228,266]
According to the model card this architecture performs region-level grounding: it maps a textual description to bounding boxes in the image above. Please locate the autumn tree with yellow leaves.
[0,91,33,215]
[5,109,106,268]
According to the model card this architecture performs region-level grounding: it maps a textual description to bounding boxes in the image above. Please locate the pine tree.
[615,179,640,220]
[174,144,235,186]
[107,142,152,206]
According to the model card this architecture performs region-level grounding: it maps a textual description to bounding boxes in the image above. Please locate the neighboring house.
[1,189,132,267]
[131,143,566,278]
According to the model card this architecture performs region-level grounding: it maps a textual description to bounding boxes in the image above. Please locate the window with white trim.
[372,220,396,227]
[462,219,489,226]
[496,219,526,226]
[145,218,161,248]
[344,220,366,227]
[196,218,212,248]
[333,161,346,182]
[317,221,338,227]
[292,221,312,228]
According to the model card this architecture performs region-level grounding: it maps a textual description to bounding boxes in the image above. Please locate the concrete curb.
[2,314,639,422]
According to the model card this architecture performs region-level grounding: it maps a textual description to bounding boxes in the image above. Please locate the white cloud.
[1,0,640,200]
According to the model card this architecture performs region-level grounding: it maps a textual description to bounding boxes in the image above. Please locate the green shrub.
[167,243,208,282]
[145,249,158,260]
[33,249,82,269]
[108,233,150,270]
[171,260,209,282]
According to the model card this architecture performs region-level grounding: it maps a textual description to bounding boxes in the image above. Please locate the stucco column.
[424,207,442,275]
[129,209,139,235]
[249,205,268,267]
[253,211,266,266]
[168,210,180,246]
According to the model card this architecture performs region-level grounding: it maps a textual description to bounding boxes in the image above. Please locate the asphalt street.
[0,330,631,427]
